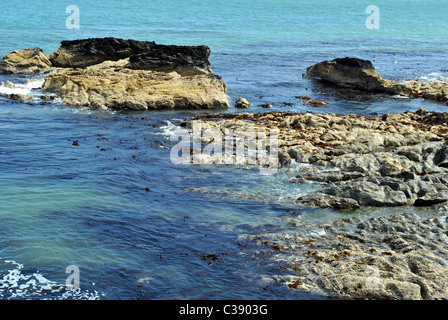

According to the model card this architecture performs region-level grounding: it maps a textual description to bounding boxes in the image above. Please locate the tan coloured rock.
[43,58,229,110]
[0,48,52,74]
[186,109,448,209]
[0,38,229,110]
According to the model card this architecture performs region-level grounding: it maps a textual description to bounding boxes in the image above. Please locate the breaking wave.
[0,259,102,300]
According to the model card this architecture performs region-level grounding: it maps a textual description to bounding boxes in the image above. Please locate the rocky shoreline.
[185,109,448,299]
[2,39,448,299]
[249,207,448,300]
[189,108,448,210]
[303,57,448,104]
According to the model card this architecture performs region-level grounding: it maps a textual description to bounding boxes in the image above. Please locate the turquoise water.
[0,1,448,299]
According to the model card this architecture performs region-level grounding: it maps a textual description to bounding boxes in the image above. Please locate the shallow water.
[1,0,448,299]
[0,102,331,299]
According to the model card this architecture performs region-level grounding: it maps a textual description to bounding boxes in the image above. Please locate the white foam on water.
[0,78,64,106]
[418,72,448,83]
[0,259,103,300]
[156,120,184,137]
[0,78,44,96]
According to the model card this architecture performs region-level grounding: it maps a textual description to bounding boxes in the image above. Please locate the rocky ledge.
[189,108,448,210]
[303,57,448,104]
[249,208,448,300]
[0,37,229,110]
[186,109,448,299]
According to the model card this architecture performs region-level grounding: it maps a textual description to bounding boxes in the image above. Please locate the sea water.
[0,0,447,299]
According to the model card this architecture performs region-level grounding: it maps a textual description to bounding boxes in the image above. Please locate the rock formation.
[187,108,448,209]
[0,48,51,74]
[48,38,156,68]
[251,210,448,300]
[1,38,229,110]
[303,57,448,103]
[235,97,250,108]
[187,109,448,300]
[42,58,228,110]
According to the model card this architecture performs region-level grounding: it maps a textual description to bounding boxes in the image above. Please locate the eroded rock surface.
[1,38,229,110]
[248,210,448,300]
[187,109,448,299]
[188,108,448,209]
[303,57,448,104]
[0,48,51,74]
[42,58,228,110]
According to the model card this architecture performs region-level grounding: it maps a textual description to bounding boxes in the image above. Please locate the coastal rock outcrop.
[0,48,51,74]
[187,108,448,209]
[303,57,412,96]
[48,38,213,76]
[251,210,448,300]
[303,57,448,103]
[42,58,228,110]
[190,109,448,300]
[1,38,229,110]
[235,97,251,108]
[48,37,156,68]
[128,44,213,76]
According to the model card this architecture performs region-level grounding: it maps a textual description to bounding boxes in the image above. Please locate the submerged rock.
[0,48,51,74]
[5,93,34,101]
[251,211,448,300]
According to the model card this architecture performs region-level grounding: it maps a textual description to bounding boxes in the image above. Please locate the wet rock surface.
[1,38,229,110]
[247,209,448,300]
[190,109,448,299]
[191,108,448,210]
[235,97,251,108]
[0,48,51,74]
[304,57,448,104]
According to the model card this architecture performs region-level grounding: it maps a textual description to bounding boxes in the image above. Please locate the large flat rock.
[1,38,229,110]
[42,58,229,110]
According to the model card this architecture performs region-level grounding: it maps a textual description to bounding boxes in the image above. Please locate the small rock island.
[0,37,229,110]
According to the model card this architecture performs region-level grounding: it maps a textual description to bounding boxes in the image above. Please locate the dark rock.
[128,44,213,76]
[49,38,214,76]
[49,37,156,68]
[433,142,448,167]
[6,93,33,101]
[414,193,448,207]
[303,57,412,96]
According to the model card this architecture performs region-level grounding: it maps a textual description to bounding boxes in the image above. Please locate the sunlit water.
[0,0,447,299]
